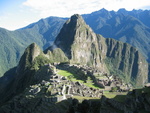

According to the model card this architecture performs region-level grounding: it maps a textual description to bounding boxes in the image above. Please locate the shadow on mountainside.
[0,67,17,106]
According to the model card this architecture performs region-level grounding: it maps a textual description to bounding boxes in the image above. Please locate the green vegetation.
[46,48,69,63]
[104,93,117,99]
[85,9,150,63]
[52,48,68,62]
[134,87,150,96]
[32,55,51,70]
[84,77,100,89]
[110,87,118,92]
[103,91,127,102]
[105,57,136,87]
[113,95,127,102]
[57,69,100,89]
[72,96,99,101]
[55,99,71,112]
[57,70,73,78]
[72,91,127,102]
[0,17,65,77]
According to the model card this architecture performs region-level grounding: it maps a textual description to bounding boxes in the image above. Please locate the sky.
[0,0,150,30]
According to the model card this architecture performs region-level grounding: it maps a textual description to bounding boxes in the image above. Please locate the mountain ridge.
[0,17,66,77]
[45,14,148,86]
[0,8,150,79]
[83,9,150,62]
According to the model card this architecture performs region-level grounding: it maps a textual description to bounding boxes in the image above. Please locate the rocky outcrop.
[16,43,41,74]
[45,14,108,73]
[45,48,68,63]
[46,14,148,86]
[14,42,68,92]
[105,38,148,86]
[0,42,68,105]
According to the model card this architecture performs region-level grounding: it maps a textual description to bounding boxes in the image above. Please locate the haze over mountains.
[0,17,66,77]
[0,8,150,79]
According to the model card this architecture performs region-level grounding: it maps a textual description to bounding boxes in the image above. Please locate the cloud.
[23,0,150,18]
[23,0,105,17]
[1,0,150,30]
[105,0,150,11]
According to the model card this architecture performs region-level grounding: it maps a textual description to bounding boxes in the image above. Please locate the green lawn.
[57,69,100,89]
[84,82,100,89]
[73,96,99,100]
[104,92,127,102]
[57,70,73,77]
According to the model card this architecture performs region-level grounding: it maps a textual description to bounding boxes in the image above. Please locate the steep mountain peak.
[45,14,108,72]
[70,14,82,20]
[16,43,41,74]
[48,14,96,59]
[23,43,41,63]
[117,8,127,13]
[99,8,108,12]
[65,14,86,27]
[45,14,149,84]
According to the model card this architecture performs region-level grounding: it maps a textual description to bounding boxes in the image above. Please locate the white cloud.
[0,8,40,30]
[23,0,150,18]
[1,0,150,30]
[104,0,150,11]
[23,0,103,17]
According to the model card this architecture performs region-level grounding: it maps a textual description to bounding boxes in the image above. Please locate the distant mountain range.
[0,17,66,77]
[83,8,150,62]
[0,8,150,78]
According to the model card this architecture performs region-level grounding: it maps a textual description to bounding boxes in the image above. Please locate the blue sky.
[0,0,150,30]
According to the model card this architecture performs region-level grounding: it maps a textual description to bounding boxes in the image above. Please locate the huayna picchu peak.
[0,14,149,113]
[45,14,107,71]
[46,14,148,86]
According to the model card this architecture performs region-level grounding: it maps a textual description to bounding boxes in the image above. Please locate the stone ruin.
[27,63,131,103]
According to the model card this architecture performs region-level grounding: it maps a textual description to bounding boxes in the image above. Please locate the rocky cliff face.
[105,38,148,86]
[45,14,108,73]
[14,42,68,93]
[16,43,41,74]
[83,9,150,62]
[46,14,148,86]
